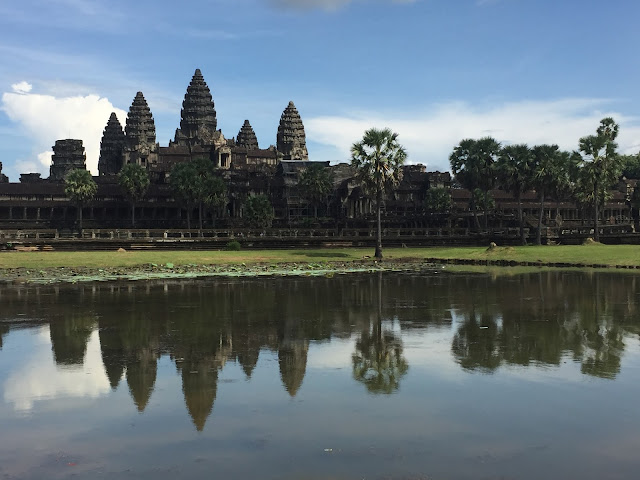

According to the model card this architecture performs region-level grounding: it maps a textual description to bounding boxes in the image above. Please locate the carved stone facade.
[98,113,126,176]
[236,120,259,150]
[123,92,158,168]
[277,101,308,161]
[49,139,87,181]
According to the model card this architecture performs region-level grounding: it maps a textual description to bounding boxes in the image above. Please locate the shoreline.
[3,253,640,284]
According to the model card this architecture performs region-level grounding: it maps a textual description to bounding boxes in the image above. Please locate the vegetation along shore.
[2,244,640,284]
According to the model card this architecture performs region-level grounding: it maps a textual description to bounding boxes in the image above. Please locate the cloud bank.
[2,83,127,175]
[306,98,640,170]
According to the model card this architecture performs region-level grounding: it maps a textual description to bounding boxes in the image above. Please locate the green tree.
[245,194,274,228]
[531,145,560,245]
[424,187,452,214]
[170,162,197,230]
[170,158,224,231]
[496,144,534,245]
[203,175,227,228]
[449,137,500,231]
[620,152,640,179]
[118,163,150,227]
[351,127,407,259]
[64,168,97,231]
[577,117,621,242]
[298,163,333,219]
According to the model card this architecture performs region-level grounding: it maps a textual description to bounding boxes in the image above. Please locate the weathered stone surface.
[236,120,259,150]
[98,112,126,176]
[124,92,158,167]
[125,92,156,147]
[277,101,308,161]
[175,69,217,146]
[0,162,8,183]
[49,139,86,181]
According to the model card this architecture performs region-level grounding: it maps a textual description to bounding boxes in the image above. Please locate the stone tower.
[0,162,8,183]
[277,101,308,161]
[236,120,259,150]
[176,69,217,146]
[124,92,157,167]
[49,139,87,181]
[98,112,126,175]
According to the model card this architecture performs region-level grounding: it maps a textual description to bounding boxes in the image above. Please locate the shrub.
[225,240,241,251]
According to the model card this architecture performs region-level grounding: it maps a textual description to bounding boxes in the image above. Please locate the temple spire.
[178,69,217,144]
[98,112,125,175]
[125,92,156,147]
[236,120,259,150]
[277,101,308,161]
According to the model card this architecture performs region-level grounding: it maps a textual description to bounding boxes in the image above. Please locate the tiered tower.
[49,139,87,181]
[277,101,308,161]
[0,162,8,183]
[236,120,259,150]
[124,92,157,167]
[98,113,126,175]
[176,69,217,146]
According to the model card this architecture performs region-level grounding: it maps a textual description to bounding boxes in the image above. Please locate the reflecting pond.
[1,270,640,479]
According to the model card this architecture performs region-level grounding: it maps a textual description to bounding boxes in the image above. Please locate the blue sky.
[1,0,639,180]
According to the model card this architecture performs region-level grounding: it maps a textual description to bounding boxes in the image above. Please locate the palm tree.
[118,163,150,227]
[350,128,407,259]
[64,168,97,231]
[577,117,621,242]
[496,144,534,245]
[531,145,560,245]
[298,163,333,219]
[449,137,500,231]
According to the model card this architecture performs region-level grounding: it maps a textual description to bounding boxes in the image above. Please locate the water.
[1,270,640,480]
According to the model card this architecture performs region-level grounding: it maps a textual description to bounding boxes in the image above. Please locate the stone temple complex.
[0,67,636,236]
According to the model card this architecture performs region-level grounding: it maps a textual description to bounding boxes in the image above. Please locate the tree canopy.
[449,137,500,230]
[351,127,407,259]
[64,168,97,231]
[118,163,150,227]
[298,163,333,219]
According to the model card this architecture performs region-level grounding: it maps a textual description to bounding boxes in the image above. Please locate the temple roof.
[277,101,308,161]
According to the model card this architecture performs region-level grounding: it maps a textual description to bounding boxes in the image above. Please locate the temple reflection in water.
[1,271,639,431]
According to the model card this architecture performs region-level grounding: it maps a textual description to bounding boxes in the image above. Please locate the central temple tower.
[174,69,218,147]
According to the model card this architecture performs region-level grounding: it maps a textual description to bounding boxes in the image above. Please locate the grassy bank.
[1,244,640,270]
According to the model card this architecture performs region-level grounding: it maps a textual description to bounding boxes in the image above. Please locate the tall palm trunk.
[198,201,203,237]
[375,188,383,259]
[536,191,545,245]
[517,190,526,246]
[593,180,600,242]
[131,202,136,228]
[78,204,83,232]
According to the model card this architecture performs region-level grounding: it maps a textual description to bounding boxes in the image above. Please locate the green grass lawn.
[1,244,639,270]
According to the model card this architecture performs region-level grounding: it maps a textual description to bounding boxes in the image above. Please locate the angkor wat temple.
[0,69,636,236]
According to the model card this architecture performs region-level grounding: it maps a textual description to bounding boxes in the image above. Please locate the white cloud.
[3,327,110,412]
[11,81,32,94]
[306,98,640,170]
[2,85,127,175]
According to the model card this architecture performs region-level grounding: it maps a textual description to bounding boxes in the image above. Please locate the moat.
[1,271,639,479]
